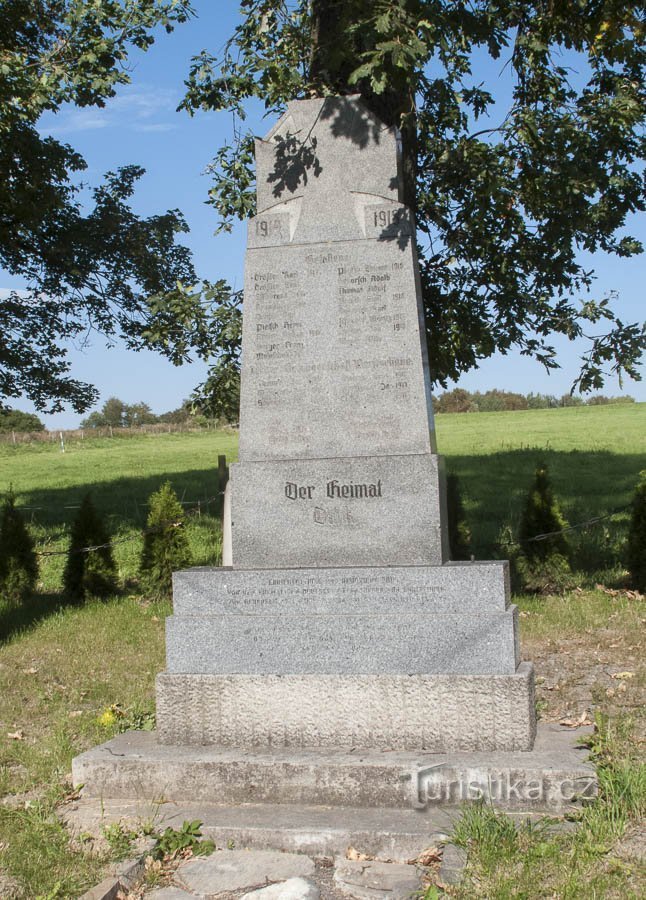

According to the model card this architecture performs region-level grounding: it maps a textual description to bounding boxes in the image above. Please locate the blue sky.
[6,2,645,428]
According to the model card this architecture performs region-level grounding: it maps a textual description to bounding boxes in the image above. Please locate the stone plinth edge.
[155,663,536,751]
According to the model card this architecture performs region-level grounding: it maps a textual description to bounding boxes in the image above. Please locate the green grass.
[443,714,646,899]
[436,403,646,584]
[0,408,644,897]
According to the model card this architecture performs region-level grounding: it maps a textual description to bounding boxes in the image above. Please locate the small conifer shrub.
[139,481,192,598]
[627,473,646,593]
[63,493,117,601]
[0,490,38,607]
[516,462,572,593]
[446,473,472,561]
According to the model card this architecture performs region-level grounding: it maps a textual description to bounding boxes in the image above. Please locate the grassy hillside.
[0,403,643,601]
[436,403,646,580]
[0,405,644,898]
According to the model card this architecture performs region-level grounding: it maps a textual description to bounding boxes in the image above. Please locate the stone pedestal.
[69,97,578,843]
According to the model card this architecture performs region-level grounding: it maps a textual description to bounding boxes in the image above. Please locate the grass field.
[0,405,644,897]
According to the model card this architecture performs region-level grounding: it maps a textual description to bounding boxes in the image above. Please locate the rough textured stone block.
[155,663,536,751]
[72,724,598,815]
[231,454,446,568]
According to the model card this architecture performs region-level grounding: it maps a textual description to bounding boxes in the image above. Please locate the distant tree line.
[0,409,45,434]
[433,389,636,414]
[80,396,224,429]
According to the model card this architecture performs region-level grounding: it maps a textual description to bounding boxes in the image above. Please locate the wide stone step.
[72,724,596,813]
[62,798,462,861]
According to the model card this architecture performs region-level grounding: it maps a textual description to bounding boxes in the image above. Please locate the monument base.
[69,725,597,855]
[156,664,536,752]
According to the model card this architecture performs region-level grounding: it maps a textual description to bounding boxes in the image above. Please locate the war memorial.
[72,96,595,867]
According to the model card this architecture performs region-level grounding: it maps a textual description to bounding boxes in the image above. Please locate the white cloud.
[38,85,179,137]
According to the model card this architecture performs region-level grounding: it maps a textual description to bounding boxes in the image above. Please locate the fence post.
[217,455,229,496]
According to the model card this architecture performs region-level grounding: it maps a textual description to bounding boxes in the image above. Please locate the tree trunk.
[309,0,418,211]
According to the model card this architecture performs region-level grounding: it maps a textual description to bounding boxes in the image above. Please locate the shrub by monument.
[63,494,117,601]
[627,474,646,593]
[516,463,572,593]
[139,482,192,599]
[446,473,472,561]
[0,491,38,607]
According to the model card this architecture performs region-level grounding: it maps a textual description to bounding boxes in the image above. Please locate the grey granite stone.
[240,877,320,899]
[439,844,467,886]
[231,454,446,568]
[64,798,458,862]
[172,562,511,617]
[154,664,536,751]
[333,859,421,900]
[147,889,194,900]
[73,718,602,811]
[176,849,315,895]
[165,607,519,675]
[238,96,436,464]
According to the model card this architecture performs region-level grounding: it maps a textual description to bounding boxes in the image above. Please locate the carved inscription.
[285,480,383,500]
[240,208,433,457]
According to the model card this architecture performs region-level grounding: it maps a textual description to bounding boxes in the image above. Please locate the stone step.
[72,723,596,813]
[62,798,459,860]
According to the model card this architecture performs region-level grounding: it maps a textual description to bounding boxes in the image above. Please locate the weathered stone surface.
[333,859,421,900]
[439,844,467,886]
[63,798,457,862]
[240,877,320,899]
[238,96,436,464]
[231,454,446,568]
[165,607,519,675]
[172,562,511,617]
[71,724,599,815]
[147,889,194,900]
[176,850,315,895]
[156,664,535,750]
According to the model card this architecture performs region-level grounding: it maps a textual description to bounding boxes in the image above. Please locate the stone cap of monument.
[254,95,404,245]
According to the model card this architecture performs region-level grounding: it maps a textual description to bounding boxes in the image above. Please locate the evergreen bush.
[139,481,192,598]
[0,491,38,607]
[627,473,646,593]
[516,463,572,593]
[63,493,117,601]
[446,472,472,560]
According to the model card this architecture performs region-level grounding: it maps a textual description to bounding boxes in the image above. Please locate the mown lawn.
[0,407,644,897]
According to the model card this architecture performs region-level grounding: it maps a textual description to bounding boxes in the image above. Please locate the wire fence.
[35,494,225,558]
[31,497,630,559]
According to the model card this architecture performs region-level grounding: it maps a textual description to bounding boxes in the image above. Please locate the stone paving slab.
[175,850,315,896]
[240,877,321,899]
[333,859,422,899]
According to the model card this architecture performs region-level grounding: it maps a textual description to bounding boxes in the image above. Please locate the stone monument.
[156,95,535,751]
[72,98,596,854]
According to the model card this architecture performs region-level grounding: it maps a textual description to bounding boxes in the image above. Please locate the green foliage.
[627,472,646,592]
[516,463,572,593]
[152,820,215,860]
[0,409,45,433]
[434,389,635,413]
[446,472,471,561]
[181,0,645,408]
[139,481,192,599]
[101,822,138,861]
[0,1,198,413]
[62,494,117,601]
[81,397,158,429]
[0,491,38,607]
